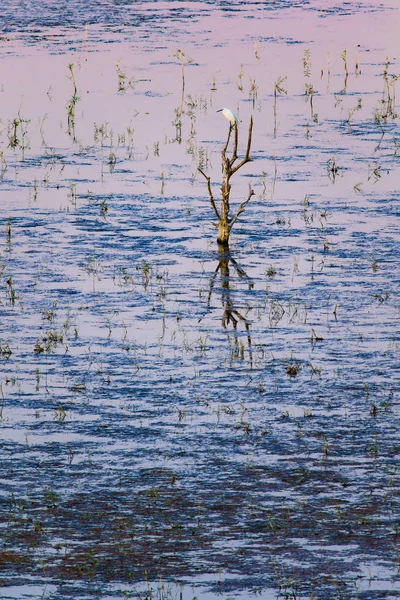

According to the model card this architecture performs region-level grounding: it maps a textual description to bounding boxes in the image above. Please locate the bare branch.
[222,125,232,156]
[229,124,239,167]
[230,155,252,177]
[230,115,253,176]
[245,114,253,160]
[221,125,232,186]
[229,184,255,231]
[198,168,220,220]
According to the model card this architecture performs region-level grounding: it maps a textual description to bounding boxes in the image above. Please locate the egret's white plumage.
[217,108,239,127]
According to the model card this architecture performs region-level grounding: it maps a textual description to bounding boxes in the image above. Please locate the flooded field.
[0,1,399,599]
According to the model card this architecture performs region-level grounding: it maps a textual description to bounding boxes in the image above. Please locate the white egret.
[217,108,239,128]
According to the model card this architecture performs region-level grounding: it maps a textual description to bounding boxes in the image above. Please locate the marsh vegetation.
[0,2,399,599]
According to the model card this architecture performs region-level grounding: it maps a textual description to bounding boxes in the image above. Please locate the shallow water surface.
[0,2,399,599]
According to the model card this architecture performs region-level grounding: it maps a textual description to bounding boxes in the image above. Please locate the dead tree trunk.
[199,116,255,247]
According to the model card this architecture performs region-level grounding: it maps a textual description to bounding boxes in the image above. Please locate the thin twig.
[245,115,253,158]
[229,184,255,231]
[222,125,232,155]
[198,168,220,219]
[229,124,239,167]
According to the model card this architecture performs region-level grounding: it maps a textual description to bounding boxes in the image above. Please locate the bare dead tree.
[197,116,256,365]
[199,116,254,247]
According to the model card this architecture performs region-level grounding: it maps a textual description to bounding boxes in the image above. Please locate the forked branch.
[229,183,255,231]
[230,115,253,175]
